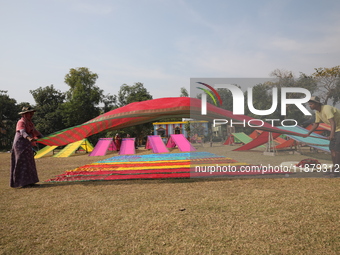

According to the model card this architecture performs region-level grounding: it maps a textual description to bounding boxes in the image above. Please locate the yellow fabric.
[70,162,249,172]
[315,105,340,132]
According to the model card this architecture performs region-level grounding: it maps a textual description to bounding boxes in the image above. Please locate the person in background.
[305,96,340,176]
[10,106,43,188]
[114,133,121,151]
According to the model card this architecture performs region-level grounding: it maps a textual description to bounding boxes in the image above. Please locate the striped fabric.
[45,152,289,182]
[37,97,313,146]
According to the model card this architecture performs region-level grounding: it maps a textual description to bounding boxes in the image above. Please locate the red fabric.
[233,131,281,151]
[275,139,295,149]
[305,123,330,133]
[223,135,234,145]
[274,136,286,143]
[38,97,310,146]
[46,166,288,182]
[296,158,321,167]
[248,130,260,139]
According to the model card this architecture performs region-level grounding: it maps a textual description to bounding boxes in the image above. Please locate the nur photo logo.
[193,78,313,128]
[196,82,223,115]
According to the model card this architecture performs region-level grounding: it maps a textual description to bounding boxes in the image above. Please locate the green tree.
[0,91,20,150]
[62,67,103,127]
[267,69,296,121]
[30,85,66,135]
[335,78,340,105]
[242,83,278,133]
[245,83,274,117]
[101,93,118,113]
[114,82,153,145]
[250,70,318,125]
[180,87,189,97]
[194,72,318,136]
[312,65,340,105]
[117,82,152,107]
[217,87,238,112]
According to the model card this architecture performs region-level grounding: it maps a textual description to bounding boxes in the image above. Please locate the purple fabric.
[10,131,39,188]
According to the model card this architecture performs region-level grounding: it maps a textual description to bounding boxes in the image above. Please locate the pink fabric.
[146,135,169,153]
[119,138,136,155]
[89,138,115,156]
[166,134,196,152]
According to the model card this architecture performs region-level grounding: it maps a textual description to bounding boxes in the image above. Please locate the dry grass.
[1,144,340,254]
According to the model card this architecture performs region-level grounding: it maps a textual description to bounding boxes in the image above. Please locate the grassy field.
[1,144,340,254]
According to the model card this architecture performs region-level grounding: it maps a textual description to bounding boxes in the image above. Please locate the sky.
[1,0,339,105]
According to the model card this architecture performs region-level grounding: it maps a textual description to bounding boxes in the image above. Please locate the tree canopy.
[0,91,20,149]
[30,85,66,135]
[62,67,103,127]
[180,87,189,97]
[312,65,340,105]
[117,82,153,107]
[113,82,153,145]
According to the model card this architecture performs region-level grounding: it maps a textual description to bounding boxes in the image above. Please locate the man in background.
[305,96,340,176]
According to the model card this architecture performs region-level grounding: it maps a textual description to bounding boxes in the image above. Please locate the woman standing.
[114,133,121,151]
[10,106,43,188]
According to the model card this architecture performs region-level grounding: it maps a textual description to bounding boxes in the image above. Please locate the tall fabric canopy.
[37,97,316,146]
